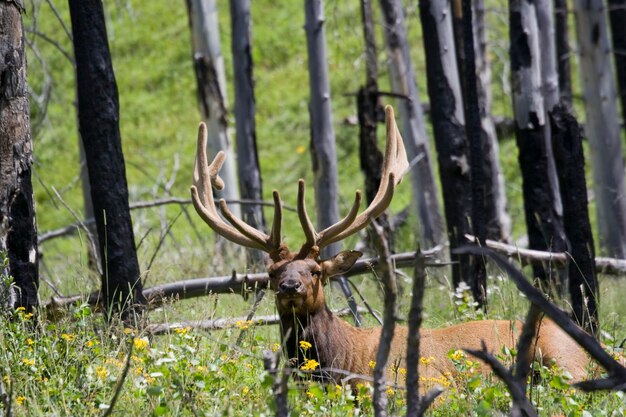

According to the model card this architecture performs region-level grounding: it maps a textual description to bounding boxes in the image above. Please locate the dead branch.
[43,250,446,313]
[465,340,537,417]
[458,246,626,391]
[370,222,398,417]
[406,247,425,416]
[263,350,289,417]
[465,233,626,275]
[146,307,369,335]
[102,339,133,417]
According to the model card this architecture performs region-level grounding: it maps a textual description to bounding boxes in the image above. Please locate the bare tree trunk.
[573,0,626,258]
[0,0,38,311]
[419,0,472,290]
[357,0,393,250]
[509,0,568,291]
[186,0,240,218]
[452,0,511,242]
[230,0,265,265]
[68,0,146,317]
[609,0,626,127]
[304,0,360,325]
[379,0,446,249]
[550,105,598,335]
[461,0,489,307]
[554,0,572,106]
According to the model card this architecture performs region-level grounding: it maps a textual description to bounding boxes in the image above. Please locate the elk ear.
[320,250,362,282]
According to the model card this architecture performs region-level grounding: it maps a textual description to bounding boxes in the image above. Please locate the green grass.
[9,0,626,415]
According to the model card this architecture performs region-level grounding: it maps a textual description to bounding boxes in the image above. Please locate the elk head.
[190,105,408,316]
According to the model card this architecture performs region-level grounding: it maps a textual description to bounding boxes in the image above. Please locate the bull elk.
[190,105,590,390]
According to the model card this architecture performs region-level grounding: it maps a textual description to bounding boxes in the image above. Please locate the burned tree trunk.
[509,0,567,291]
[186,0,240,217]
[419,0,472,290]
[68,0,146,316]
[573,0,626,258]
[357,0,392,250]
[451,0,511,242]
[230,0,265,264]
[304,0,360,325]
[379,0,446,249]
[554,0,572,106]
[550,105,598,335]
[0,0,38,311]
[609,0,626,127]
[461,0,488,306]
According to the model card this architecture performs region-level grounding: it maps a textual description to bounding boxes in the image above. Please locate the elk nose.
[279,279,301,294]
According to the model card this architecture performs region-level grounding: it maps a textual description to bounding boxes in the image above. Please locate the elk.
[190,105,590,391]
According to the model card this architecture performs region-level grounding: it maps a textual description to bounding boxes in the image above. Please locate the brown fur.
[269,251,591,391]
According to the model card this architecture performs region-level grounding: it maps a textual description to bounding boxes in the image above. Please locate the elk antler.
[191,123,284,257]
[296,105,409,256]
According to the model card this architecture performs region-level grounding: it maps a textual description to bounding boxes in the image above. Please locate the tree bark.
[0,0,39,310]
[554,0,572,106]
[572,0,626,258]
[68,0,146,316]
[379,0,446,249]
[452,0,511,242]
[461,0,489,306]
[357,0,393,251]
[609,0,626,127]
[419,0,473,291]
[304,0,360,325]
[230,0,265,265]
[550,105,598,335]
[186,0,240,218]
[509,0,567,291]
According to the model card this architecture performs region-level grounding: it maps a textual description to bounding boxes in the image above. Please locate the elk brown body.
[190,105,591,392]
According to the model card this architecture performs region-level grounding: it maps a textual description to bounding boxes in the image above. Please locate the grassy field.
[4,0,626,415]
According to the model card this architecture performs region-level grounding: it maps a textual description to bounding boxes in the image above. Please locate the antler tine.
[191,122,279,252]
[318,105,408,248]
[297,179,318,248]
[268,190,283,248]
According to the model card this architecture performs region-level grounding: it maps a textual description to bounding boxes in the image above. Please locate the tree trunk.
[609,0,626,127]
[0,0,39,311]
[230,0,265,265]
[419,0,473,290]
[509,0,567,291]
[68,0,145,316]
[379,0,446,249]
[554,0,572,106]
[573,0,626,258]
[304,0,360,325]
[186,0,240,217]
[461,0,488,306]
[357,0,392,251]
[452,0,511,242]
[550,105,598,336]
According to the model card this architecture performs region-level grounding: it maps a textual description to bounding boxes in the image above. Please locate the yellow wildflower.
[235,320,253,330]
[271,343,281,352]
[420,356,435,365]
[16,307,25,312]
[398,367,407,376]
[61,333,75,342]
[133,337,148,351]
[299,341,312,350]
[123,328,134,335]
[26,338,34,346]
[95,366,108,380]
[368,360,376,369]
[242,386,250,395]
[386,387,395,396]
[16,396,26,406]
[85,339,98,348]
[21,358,35,367]
[174,327,191,335]
[449,350,465,361]
[23,313,33,320]
[306,390,314,399]
[134,366,143,375]
[296,145,306,154]
[300,359,320,371]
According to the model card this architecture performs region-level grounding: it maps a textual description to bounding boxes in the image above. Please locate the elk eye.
[311,270,321,277]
